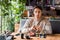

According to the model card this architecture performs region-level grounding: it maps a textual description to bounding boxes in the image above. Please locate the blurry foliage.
[0,0,26,32]
[10,0,26,23]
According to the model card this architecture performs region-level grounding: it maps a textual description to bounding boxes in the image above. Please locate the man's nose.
[36,12,39,15]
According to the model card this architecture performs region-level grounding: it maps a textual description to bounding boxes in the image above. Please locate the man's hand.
[28,26,42,36]
[28,31,34,36]
[31,25,42,32]
[32,26,36,30]
[35,26,42,31]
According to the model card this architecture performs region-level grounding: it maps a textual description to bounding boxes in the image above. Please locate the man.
[21,6,52,36]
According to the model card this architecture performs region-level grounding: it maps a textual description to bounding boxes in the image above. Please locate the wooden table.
[11,32,60,40]
[30,34,60,40]
[14,34,60,40]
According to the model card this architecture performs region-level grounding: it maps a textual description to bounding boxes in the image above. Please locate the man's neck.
[34,17,40,21]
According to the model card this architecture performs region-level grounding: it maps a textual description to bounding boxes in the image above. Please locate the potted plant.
[0,0,26,32]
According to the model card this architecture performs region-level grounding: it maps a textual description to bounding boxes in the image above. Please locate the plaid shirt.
[21,17,52,34]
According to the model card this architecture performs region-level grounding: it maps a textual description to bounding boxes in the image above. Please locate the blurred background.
[0,0,60,34]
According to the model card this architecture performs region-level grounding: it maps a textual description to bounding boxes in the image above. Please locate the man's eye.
[38,11,40,13]
[35,11,37,13]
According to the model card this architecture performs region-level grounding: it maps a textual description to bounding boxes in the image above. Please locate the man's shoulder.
[41,18,50,23]
[26,17,34,22]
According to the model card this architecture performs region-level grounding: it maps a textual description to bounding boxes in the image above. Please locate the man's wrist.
[29,27,33,31]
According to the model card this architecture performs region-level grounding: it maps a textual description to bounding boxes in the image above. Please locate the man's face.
[34,8,42,18]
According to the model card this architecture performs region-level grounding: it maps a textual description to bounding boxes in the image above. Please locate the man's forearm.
[21,28,30,33]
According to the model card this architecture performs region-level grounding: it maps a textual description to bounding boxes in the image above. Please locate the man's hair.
[34,5,42,10]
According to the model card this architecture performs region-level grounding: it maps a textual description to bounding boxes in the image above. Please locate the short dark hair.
[34,5,42,10]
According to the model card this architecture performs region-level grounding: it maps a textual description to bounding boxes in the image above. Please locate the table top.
[14,35,60,40]
[11,32,60,40]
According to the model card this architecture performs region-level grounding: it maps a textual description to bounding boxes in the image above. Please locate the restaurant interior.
[0,0,60,40]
